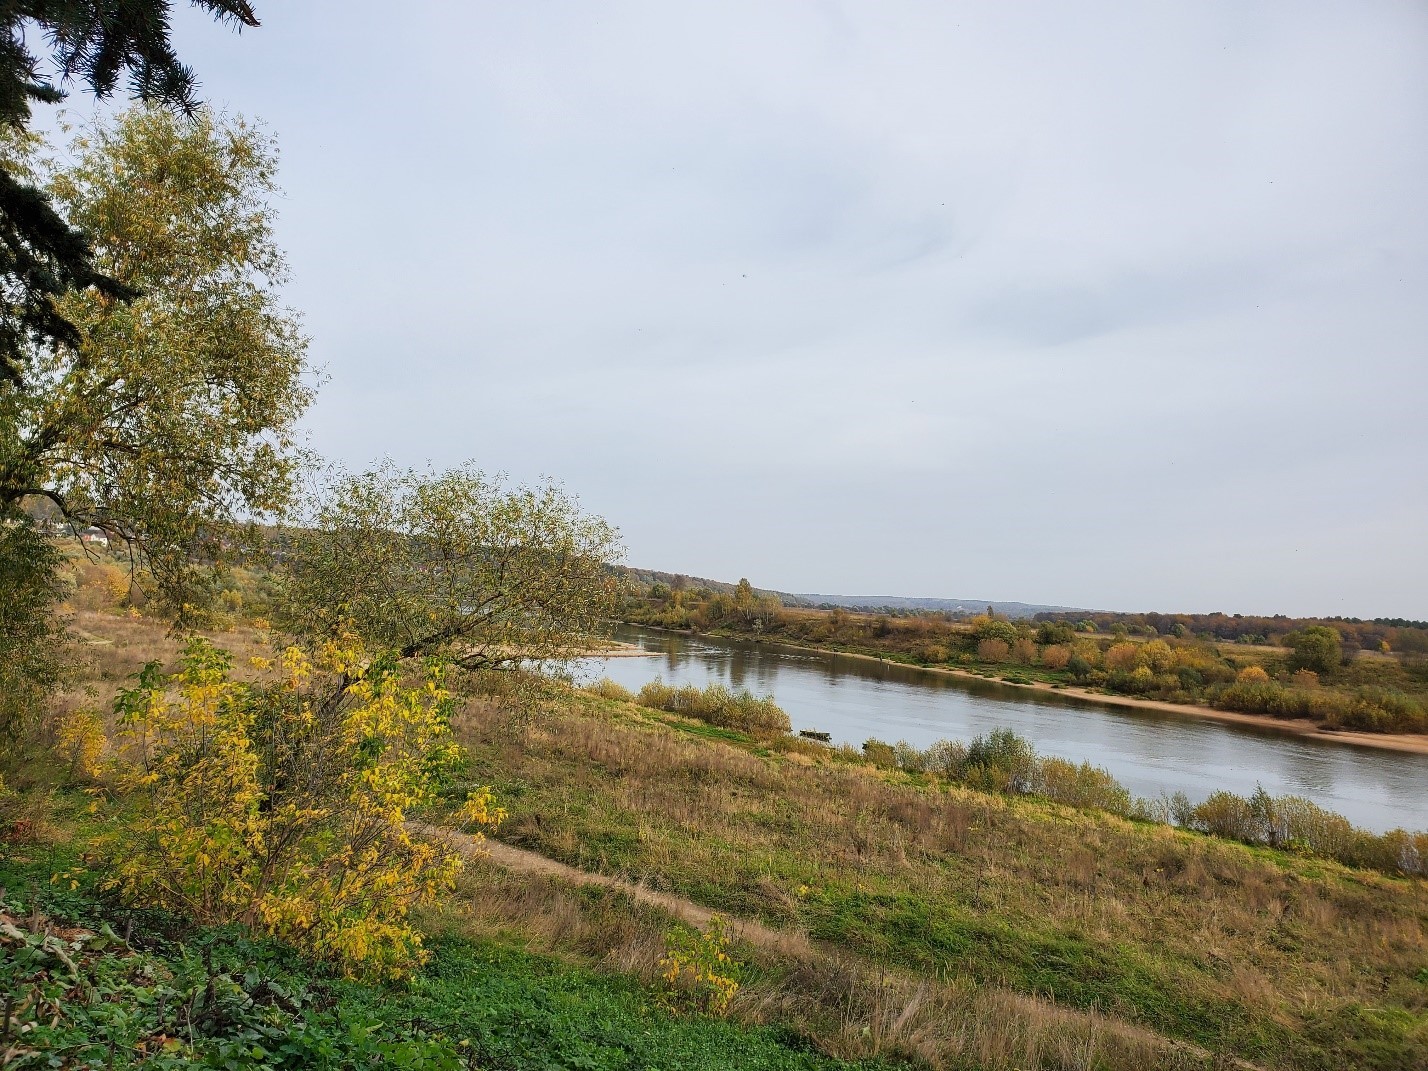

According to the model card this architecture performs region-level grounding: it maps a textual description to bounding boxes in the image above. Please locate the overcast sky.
[116,2,1428,617]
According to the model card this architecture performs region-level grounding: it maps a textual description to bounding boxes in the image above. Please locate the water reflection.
[582,627,1428,834]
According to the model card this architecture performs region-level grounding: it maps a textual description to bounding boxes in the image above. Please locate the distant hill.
[617,567,1088,620]
[785,594,1090,619]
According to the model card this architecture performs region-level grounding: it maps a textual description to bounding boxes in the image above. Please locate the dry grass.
[423,846,1220,1071]
[449,690,1428,1069]
[66,610,273,692]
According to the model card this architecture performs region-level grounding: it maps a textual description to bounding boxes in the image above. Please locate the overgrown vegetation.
[9,586,1428,1070]
[0,840,872,1071]
[106,636,504,978]
[455,679,1428,1070]
[624,583,1428,735]
[3,14,1425,1068]
[630,678,792,735]
[858,729,1428,877]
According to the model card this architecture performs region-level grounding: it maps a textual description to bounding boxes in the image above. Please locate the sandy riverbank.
[581,640,660,658]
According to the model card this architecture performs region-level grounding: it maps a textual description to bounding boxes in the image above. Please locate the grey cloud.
[134,0,1428,617]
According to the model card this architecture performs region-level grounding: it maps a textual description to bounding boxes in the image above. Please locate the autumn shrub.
[861,739,898,767]
[1033,757,1132,814]
[920,738,969,777]
[1236,665,1270,685]
[658,915,741,1017]
[1138,639,1175,673]
[1328,687,1428,733]
[109,636,503,978]
[976,638,1009,662]
[1040,644,1071,670]
[1010,637,1037,665]
[1189,785,1427,875]
[586,677,634,702]
[1191,791,1260,843]
[962,728,1037,793]
[635,678,790,734]
[1104,642,1139,671]
[52,708,105,782]
[1214,679,1425,732]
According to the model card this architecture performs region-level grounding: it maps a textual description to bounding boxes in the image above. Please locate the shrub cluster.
[1213,680,1426,733]
[634,678,791,735]
[586,677,635,702]
[1190,786,1428,874]
[871,729,1131,815]
[863,728,1426,878]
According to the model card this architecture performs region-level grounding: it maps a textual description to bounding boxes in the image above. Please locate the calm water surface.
[582,626,1428,834]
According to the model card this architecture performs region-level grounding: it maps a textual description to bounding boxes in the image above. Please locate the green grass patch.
[655,714,755,745]
[0,842,880,1071]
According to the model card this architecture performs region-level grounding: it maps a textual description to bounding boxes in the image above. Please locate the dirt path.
[418,822,1262,1071]
[414,823,810,956]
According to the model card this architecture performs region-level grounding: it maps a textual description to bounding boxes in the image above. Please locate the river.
[581,626,1428,834]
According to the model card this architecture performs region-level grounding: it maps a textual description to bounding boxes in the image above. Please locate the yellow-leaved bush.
[109,636,503,978]
[659,915,741,1017]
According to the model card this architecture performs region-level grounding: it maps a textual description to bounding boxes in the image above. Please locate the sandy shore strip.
[580,640,660,657]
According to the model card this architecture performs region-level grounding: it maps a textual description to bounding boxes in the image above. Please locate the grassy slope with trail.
[0,811,881,1071]
[449,685,1428,1071]
[15,608,1428,1070]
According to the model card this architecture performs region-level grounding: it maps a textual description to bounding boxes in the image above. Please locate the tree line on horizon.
[622,581,1428,735]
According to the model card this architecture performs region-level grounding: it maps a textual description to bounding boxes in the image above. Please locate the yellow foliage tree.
[1105,642,1139,671]
[1138,639,1175,674]
[1040,644,1071,670]
[110,636,502,978]
[1236,665,1271,684]
[52,708,105,781]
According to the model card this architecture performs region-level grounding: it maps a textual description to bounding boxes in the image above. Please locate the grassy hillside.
[0,829,878,1070]
[9,605,1428,1070]
[449,683,1428,1071]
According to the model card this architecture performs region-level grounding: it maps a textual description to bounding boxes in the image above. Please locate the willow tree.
[0,2,261,386]
[277,464,623,672]
[0,106,311,615]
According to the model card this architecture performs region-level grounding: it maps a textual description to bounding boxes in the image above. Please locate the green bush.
[635,678,791,735]
[1214,679,1426,733]
[963,728,1038,793]
[586,677,634,702]
[861,739,898,767]
[1033,757,1132,815]
[1188,785,1428,876]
